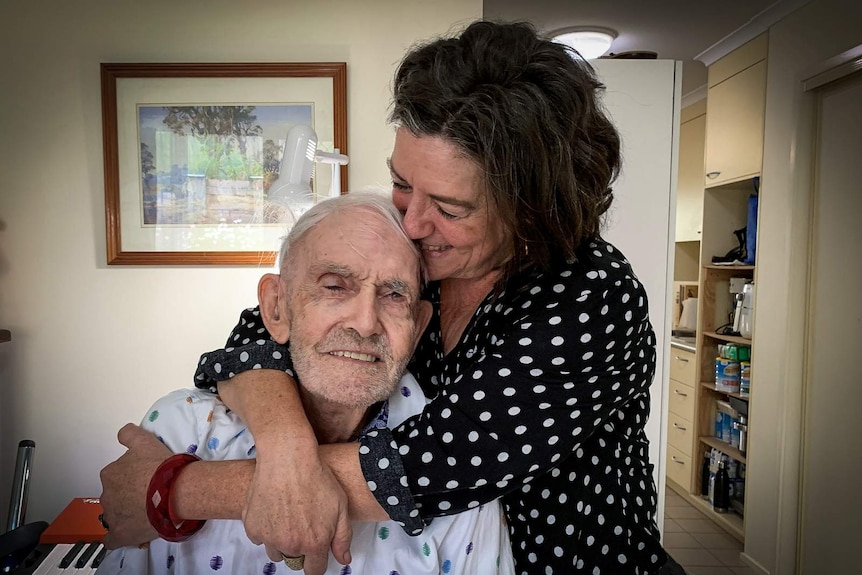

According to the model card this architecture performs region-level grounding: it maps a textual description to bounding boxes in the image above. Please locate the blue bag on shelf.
[745,179,759,265]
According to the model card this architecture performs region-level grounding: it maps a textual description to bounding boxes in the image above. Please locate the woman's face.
[389,127,512,282]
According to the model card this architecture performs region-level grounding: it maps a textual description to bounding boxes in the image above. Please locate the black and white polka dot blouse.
[195,238,667,574]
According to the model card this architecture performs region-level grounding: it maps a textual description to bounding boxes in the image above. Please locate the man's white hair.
[278,191,425,285]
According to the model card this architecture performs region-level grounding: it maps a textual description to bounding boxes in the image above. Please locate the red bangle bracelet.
[146,453,205,542]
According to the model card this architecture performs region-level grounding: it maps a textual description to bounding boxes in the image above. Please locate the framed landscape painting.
[101,62,347,265]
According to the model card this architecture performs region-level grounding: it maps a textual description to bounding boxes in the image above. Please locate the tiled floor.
[663,487,756,575]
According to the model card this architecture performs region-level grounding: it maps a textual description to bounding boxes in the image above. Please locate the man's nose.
[344,291,382,338]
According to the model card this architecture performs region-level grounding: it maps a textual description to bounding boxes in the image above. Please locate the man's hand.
[242,439,353,575]
[99,423,169,549]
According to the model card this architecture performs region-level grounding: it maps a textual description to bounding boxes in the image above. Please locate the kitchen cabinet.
[704,33,768,187]
[676,101,706,241]
[666,346,697,489]
[666,182,755,542]
[665,36,767,544]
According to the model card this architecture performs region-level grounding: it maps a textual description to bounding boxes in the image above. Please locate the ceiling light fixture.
[551,27,617,60]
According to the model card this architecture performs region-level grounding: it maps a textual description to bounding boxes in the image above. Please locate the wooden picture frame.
[101,62,347,265]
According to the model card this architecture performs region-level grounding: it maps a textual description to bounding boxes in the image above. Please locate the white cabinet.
[676,101,706,241]
[704,33,768,187]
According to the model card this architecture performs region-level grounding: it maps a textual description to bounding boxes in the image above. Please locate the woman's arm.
[213,370,354,571]
[357,252,657,531]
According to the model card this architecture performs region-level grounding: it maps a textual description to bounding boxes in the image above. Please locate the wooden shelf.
[688,492,745,541]
[699,436,747,465]
[700,381,750,402]
[703,264,755,272]
[703,331,752,345]
[0,329,10,344]
[667,478,745,542]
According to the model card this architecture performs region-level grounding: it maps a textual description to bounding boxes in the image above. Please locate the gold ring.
[282,554,305,571]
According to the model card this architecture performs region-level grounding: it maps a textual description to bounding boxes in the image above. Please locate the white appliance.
[739,282,755,339]
[593,59,681,511]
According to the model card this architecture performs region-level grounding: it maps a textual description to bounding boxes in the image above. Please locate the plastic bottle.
[713,460,730,513]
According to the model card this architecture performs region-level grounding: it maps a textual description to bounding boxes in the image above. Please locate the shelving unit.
[666,33,767,546]
[691,263,754,541]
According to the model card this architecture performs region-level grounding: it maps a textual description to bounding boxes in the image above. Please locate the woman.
[101,20,668,575]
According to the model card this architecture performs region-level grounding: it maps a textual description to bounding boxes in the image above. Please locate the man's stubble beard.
[289,327,410,409]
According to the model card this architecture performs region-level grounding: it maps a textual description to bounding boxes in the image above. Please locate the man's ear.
[258,273,290,344]
[410,300,433,353]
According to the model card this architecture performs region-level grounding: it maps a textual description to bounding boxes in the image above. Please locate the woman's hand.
[243,438,353,574]
[98,423,168,549]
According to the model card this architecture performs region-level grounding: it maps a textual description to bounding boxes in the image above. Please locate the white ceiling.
[483,0,800,95]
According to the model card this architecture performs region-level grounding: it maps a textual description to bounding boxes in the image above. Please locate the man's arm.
[100,394,384,575]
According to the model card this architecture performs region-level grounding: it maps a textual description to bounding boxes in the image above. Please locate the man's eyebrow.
[317,264,415,296]
[381,278,413,295]
[387,157,478,211]
[318,263,353,277]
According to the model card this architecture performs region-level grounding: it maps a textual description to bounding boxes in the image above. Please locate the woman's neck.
[439,271,501,354]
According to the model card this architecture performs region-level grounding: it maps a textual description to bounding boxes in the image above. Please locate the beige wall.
[0,0,481,523]
[745,0,862,573]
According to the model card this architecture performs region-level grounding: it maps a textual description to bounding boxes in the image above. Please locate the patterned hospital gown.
[98,373,514,575]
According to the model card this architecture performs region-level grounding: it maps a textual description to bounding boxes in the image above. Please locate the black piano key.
[58,541,84,568]
[75,542,100,568]
[90,544,107,568]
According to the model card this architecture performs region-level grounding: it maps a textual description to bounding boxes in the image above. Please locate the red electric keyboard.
[14,498,107,574]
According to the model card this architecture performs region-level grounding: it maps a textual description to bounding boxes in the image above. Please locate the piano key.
[58,542,85,568]
[89,544,106,569]
[29,542,104,575]
[32,544,74,574]
[74,542,100,568]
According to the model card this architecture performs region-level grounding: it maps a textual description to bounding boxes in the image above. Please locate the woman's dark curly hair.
[389,20,621,280]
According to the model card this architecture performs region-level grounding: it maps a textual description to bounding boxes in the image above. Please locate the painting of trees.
[162,106,264,180]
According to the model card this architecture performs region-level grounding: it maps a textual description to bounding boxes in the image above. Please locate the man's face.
[283,208,422,408]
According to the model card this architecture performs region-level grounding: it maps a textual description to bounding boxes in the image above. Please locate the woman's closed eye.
[435,205,459,220]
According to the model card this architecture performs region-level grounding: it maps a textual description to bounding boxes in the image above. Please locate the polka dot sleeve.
[359,242,657,524]
[193,307,293,392]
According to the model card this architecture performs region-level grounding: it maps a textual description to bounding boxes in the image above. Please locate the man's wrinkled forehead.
[294,210,421,294]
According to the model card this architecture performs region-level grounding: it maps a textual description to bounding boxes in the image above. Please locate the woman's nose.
[401,196,433,239]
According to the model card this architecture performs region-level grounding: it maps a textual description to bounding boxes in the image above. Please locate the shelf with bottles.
[699,436,747,465]
[691,445,746,540]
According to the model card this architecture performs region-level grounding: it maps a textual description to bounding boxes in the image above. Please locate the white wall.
[0,0,481,523]
[745,0,862,573]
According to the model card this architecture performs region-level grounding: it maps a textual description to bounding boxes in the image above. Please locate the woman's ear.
[258,273,290,344]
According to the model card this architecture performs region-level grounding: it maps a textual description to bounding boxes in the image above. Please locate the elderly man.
[97,192,513,574]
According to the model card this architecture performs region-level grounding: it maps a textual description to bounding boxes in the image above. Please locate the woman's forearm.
[217,370,318,451]
[320,443,389,522]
